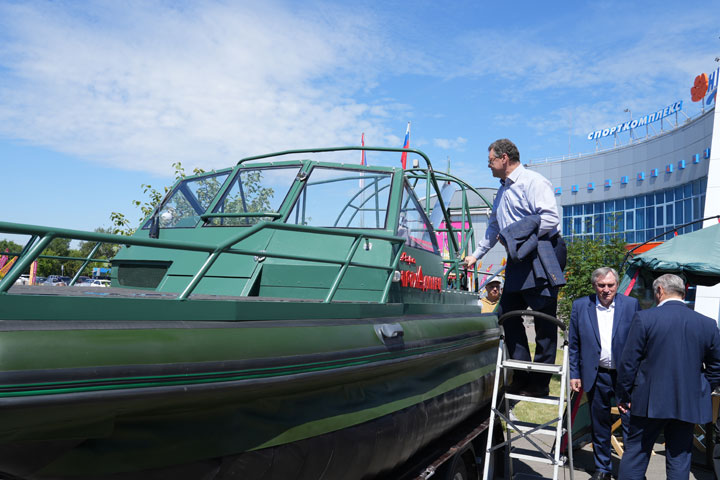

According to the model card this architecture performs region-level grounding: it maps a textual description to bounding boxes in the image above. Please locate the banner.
[29,261,38,285]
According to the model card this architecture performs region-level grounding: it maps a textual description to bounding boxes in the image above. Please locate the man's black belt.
[598,366,615,373]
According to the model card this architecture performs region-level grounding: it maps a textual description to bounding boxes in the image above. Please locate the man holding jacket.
[464,138,566,397]
[569,267,640,480]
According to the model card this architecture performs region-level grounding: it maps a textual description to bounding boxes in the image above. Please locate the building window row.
[562,178,707,243]
[554,148,710,196]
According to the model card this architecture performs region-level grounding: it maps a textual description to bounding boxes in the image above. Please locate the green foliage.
[557,235,628,326]
[0,239,22,253]
[210,170,274,226]
[36,238,72,277]
[110,162,202,236]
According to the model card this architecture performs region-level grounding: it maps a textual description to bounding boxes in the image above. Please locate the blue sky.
[1,0,719,236]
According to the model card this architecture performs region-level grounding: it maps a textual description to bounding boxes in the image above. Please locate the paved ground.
[509,320,715,478]
[507,432,715,479]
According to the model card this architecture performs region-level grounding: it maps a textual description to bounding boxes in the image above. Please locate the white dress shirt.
[471,164,560,260]
[597,298,615,369]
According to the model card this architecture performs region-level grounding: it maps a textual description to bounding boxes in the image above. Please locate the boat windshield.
[143,171,231,229]
[287,167,392,228]
[207,166,301,226]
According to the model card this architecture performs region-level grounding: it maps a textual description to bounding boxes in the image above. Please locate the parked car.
[43,275,68,286]
[84,279,110,287]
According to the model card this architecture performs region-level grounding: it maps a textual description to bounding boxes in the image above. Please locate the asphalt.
[508,435,715,479]
[508,319,716,479]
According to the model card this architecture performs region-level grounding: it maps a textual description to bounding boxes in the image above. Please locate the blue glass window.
[584,204,593,215]
[563,217,572,234]
[684,184,692,199]
[700,195,705,217]
[616,215,624,232]
[693,197,701,221]
[626,211,634,230]
[645,194,654,206]
[563,206,572,217]
[615,199,623,211]
[594,214,604,234]
[656,206,663,227]
[675,186,683,200]
[594,202,604,213]
[573,205,583,216]
[666,205,673,225]
[684,199,692,222]
[625,197,634,209]
[585,217,593,234]
[646,207,655,228]
[574,217,582,234]
[636,195,645,207]
[692,179,703,196]
[625,231,635,243]
[665,189,673,202]
[636,209,645,230]
[655,193,664,205]
[605,200,614,212]
[675,202,683,224]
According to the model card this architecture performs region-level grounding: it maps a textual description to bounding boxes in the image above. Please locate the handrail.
[0,220,405,303]
[237,146,459,257]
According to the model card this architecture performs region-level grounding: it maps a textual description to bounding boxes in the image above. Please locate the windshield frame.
[204,164,304,227]
[286,165,394,230]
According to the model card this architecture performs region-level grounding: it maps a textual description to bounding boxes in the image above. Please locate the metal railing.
[0,221,405,304]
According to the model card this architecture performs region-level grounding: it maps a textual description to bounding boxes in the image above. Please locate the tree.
[557,234,628,326]
[36,238,72,277]
[110,162,200,236]
[0,239,22,253]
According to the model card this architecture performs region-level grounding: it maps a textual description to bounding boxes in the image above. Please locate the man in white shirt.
[465,138,566,396]
[568,267,640,480]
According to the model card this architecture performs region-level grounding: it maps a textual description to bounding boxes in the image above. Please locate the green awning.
[625,222,720,286]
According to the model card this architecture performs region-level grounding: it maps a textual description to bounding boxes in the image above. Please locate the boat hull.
[0,288,500,479]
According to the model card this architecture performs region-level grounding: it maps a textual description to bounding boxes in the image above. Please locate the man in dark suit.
[617,274,720,480]
[569,267,640,480]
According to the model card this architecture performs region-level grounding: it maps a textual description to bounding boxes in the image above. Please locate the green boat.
[0,147,501,480]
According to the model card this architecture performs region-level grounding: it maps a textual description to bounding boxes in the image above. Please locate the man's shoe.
[589,471,611,480]
[505,382,526,394]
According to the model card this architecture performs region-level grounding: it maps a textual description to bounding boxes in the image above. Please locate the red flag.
[400,122,410,169]
[361,133,366,166]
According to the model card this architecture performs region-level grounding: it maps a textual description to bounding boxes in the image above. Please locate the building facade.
[528,103,720,320]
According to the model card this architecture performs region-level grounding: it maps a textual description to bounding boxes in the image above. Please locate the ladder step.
[501,359,563,374]
[508,448,567,466]
[507,420,561,436]
[506,393,563,405]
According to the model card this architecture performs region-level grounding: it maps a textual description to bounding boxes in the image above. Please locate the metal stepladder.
[483,310,574,480]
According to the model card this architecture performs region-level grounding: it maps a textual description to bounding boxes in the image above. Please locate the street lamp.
[624,108,634,143]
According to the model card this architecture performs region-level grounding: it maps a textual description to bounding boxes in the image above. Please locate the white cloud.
[433,136,467,150]
[0,1,406,175]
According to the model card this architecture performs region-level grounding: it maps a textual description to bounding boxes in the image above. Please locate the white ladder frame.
[482,310,574,480]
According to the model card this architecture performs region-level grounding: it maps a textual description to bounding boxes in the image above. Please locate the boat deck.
[7,284,329,302]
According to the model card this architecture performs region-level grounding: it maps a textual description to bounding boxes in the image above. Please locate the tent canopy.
[623,222,720,288]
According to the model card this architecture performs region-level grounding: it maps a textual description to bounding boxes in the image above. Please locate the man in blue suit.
[617,274,720,480]
[569,267,640,480]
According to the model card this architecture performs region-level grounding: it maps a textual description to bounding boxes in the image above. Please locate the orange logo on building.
[691,73,709,102]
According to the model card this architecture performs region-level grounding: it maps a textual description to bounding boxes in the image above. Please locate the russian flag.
[400,122,410,169]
